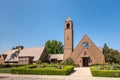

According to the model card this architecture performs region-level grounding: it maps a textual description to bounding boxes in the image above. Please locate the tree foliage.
[45,40,63,54]
[11,46,24,50]
[103,43,120,64]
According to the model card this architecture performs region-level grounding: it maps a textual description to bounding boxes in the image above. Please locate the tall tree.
[45,40,63,54]
[103,43,120,64]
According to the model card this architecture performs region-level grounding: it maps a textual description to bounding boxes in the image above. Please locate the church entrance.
[82,57,90,67]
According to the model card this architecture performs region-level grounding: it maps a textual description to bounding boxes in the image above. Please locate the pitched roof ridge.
[3,49,17,52]
[1,46,45,54]
[1,49,18,55]
[74,34,89,51]
[71,34,102,60]
[82,35,103,54]
[22,46,45,50]
[83,34,89,38]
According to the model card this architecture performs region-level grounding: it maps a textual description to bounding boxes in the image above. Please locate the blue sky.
[0,0,120,53]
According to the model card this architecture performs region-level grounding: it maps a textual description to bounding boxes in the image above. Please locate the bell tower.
[64,17,73,60]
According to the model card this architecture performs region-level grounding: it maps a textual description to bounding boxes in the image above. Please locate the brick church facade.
[63,17,105,67]
[0,17,105,67]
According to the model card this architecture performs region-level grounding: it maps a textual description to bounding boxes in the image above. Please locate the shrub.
[0,68,11,73]
[62,58,74,65]
[11,66,74,75]
[0,64,38,73]
[90,66,98,71]
[90,65,120,77]
[91,70,120,77]
[113,65,120,70]
[36,63,64,69]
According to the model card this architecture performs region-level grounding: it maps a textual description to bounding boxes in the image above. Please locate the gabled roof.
[1,47,45,62]
[71,34,104,63]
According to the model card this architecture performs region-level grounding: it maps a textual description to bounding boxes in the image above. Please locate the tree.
[103,43,110,62]
[45,40,63,54]
[11,46,24,50]
[103,43,120,64]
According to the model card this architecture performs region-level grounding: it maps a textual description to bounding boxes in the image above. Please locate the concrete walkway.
[0,68,120,80]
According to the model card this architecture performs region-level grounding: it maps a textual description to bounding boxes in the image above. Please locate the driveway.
[0,68,120,80]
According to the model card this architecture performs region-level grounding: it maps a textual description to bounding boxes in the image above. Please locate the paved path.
[0,68,120,80]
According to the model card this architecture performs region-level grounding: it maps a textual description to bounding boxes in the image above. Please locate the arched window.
[66,23,70,29]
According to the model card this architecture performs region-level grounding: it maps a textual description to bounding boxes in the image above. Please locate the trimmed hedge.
[91,70,120,77]
[0,64,25,73]
[91,66,120,77]
[0,68,11,73]
[11,66,74,75]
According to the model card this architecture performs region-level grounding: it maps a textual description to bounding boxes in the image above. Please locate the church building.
[0,17,105,67]
[64,17,105,67]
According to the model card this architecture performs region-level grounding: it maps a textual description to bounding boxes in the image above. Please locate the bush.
[91,70,120,77]
[36,63,64,69]
[24,64,37,68]
[113,65,120,70]
[62,58,75,65]
[0,68,11,73]
[0,64,37,73]
[91,65,120,77]
[90,66,98,71]
[11,66,74,75]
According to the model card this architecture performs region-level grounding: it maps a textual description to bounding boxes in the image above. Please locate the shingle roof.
[47,54,63,61]
[19,47,45,61]
[2,47,45,62]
